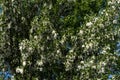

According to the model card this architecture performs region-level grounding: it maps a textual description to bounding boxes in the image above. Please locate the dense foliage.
[0,0,120,80]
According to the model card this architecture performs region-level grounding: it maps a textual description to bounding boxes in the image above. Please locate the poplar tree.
[0,0,120,80]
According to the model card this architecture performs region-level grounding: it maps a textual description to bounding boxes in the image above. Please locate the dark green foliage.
[0,0,120,80]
